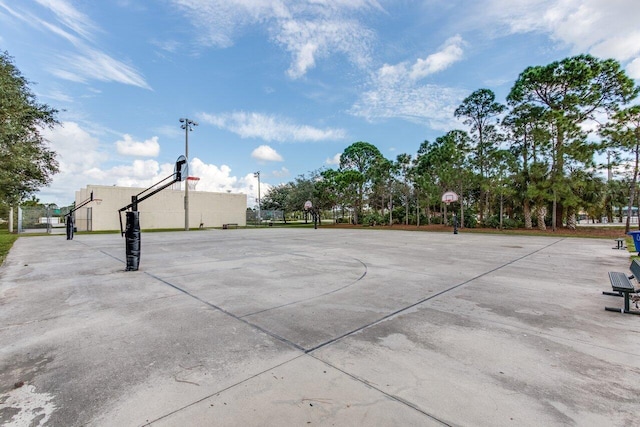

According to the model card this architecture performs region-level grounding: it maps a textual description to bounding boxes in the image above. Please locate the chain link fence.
[17,205,72,234]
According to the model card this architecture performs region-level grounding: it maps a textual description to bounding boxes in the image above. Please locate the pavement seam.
[309,354,453,426]
[140,353,308,426]
[305,238,566,353]
[143,271,307,352]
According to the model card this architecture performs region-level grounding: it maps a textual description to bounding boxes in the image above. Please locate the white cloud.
[188,158,239,193]
[35,123,254,206]
[325,153,341,165]
[188,159,273,207]
[43,121,103,174]
[251,145,284,162]
[477,0,640,77]
[349,36,469,129]
[0,0,150,89]
[350,80,466,130]
[409,35,465,80]
[52,48,150,89]
[627,58,640,80]
[272,166,289,177]
[275,18,375,78]
[35,0,98,41]
[199,111,346,142]
[115,135,161,157]
[170,0,381,78]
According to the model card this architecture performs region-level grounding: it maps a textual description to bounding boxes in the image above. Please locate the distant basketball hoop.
[441,191,459,205]
[187,176,200,191]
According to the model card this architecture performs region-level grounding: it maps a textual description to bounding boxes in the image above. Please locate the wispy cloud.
[272,166,289,177]
[170,0,382,78]
[52,48,151,89]
[251,145,284,162]
[274,17,375,79]
[199,111,346,142]
[0,0,150,88]
[349,36,468,130]
[35,0,99,42]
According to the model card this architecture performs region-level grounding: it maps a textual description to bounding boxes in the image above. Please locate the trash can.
[627,230,640,252]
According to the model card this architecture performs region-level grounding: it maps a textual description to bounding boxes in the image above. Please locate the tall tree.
[600,105,640,232]
[454,89,506,225]
[507,54,638,229]
[336,170,365,224]
[314,168,341,221]
[395,153,412,225]
[503,104,552,229]
[339,141,384,224]
[414,130,472,225]
[261,183,293,223]
[0,51,59,207]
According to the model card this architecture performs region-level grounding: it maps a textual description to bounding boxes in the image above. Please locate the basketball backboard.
[174,155,188,182]
[441,191,459,204]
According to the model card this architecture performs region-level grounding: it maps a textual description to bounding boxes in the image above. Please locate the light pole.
[254,171,261,224]
[179,118,198,231]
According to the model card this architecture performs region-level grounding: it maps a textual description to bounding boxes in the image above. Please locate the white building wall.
[74,185,247,231]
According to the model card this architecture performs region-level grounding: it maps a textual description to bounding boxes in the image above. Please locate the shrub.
[362,212,385,226]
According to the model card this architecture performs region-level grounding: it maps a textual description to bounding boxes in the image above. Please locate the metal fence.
[17,205,72,234]
[246,209,284,225]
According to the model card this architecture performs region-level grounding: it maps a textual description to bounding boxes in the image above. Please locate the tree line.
[2,51,640,232]
[262,55,640,231]
[1,51,59,220]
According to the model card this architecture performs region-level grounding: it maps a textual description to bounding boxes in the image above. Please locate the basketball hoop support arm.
[68,191,95,216]
[118,159,186,236]
[66,191,101,241]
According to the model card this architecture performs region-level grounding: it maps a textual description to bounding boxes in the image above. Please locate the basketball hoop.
[94,199,102,206]
[304,200,312,211]
[186,176,200,191]
[441,191,459,205]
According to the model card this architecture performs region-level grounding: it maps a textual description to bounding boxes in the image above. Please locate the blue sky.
[1,0,639,208]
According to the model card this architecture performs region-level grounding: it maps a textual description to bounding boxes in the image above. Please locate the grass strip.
[0,229,18,266]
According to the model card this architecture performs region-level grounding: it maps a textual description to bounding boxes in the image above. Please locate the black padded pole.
[66,215,74,240]
[125,211,141,271]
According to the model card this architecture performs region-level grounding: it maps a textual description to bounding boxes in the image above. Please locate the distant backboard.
[441,191,459,204]
[304,200,312,210]
[174,155,188,182]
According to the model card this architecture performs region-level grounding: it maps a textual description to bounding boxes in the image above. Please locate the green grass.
[0,229,18,266]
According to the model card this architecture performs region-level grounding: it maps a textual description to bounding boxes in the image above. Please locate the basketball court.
[0,228,638,426]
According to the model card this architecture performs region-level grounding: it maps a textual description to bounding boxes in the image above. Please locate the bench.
[603,259,640,315]
[222,223,238,230]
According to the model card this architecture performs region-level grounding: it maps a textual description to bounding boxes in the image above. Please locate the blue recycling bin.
[627,230,640,252]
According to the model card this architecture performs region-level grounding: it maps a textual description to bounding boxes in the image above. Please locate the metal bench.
[603,259,640,315]
[222,223,238,230]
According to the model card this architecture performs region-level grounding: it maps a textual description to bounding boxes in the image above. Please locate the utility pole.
[254,171,261,224]
[179,118,198,231]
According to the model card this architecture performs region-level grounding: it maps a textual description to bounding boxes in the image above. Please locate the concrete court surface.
[0,228,638,427]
